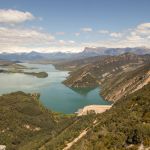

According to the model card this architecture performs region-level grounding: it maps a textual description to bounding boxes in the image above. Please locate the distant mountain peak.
[0,47,149,61]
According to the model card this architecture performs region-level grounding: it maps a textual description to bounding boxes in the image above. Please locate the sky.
[0,0,150,53]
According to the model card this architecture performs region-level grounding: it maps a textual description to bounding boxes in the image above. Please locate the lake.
[0,63,111,113]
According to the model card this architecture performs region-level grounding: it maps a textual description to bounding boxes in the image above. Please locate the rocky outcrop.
[62,53,150,102]
[64,72,99,88]
[101,64,150,102]
[0,145,6,150]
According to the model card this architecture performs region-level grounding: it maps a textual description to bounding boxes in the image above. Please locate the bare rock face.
[62,53,150,102]
[65,72,99,88]
[0,145,6,150]
[101,65,150,102]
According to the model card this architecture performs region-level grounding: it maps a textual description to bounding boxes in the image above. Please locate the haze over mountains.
[0,47,150,61]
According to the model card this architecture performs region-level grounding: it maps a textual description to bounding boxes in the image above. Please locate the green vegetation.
[0,60,25,69]
[0,60,48,78]
[0,69,48,78]
[0,92,55,149]
[0,84,149,149]
[0,91,95,149]
[70,84,150,150]
[0,55,150,149]
[24,71,48,78]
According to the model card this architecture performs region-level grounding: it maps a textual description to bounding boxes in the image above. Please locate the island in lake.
[0,61,48,78]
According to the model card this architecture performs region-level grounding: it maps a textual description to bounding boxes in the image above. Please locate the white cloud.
[0,20,150,53]
[0,27,55,44]
[68,40,76,44]
[58,40,76,45]
[75,32,80,36]
[110,32,122,38]
[137,23,150,30]
[98,30,109,34]
[0,9,83,53]
[81,27,93,32]
[125,22,150,42]
[135,23,150,36]
[81,23,150,49]
[0,9,35,24]
[58,40,66,45]
[0,26,81,53]
[98,30,122,38]
[127,35,142,41]
[0,26,56,52]
[56,32,65,35]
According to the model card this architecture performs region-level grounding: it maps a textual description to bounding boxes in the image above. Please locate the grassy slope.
[0,92,56,149]
[0,83,149,150]
[38,84,150,150]
[0,91,96,150]
[70,84,150,150]
[0,54,150,149]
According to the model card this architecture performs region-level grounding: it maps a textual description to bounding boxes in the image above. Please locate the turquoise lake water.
[0,63,111,113]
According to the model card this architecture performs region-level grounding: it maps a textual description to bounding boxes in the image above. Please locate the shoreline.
[76,104,112,116]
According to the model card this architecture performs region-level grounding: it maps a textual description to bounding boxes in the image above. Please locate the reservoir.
[0,63,111,113]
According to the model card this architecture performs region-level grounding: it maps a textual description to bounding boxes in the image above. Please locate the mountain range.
[0,47,150,61]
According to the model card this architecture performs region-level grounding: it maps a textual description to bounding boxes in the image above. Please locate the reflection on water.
[0,63,111,113]
[70,87,97,96]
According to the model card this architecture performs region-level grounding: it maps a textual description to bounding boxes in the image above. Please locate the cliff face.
[62,53,150,102]
[64,71,99,88]
[101,64,150,102]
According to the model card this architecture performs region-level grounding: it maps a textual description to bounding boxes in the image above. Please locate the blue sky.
[0,0,150,52]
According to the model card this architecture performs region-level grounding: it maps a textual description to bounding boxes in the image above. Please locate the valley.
[0,62,110,114]
[0,1,150,149]
[0,52,149,150]
[0,78,149,150]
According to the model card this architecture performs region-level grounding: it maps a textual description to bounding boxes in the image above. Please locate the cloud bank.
[81,27,93,32]
[0,9,34,24]
[0,9,149,53]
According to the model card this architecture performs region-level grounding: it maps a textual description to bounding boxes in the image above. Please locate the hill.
[0,92,95,150]
[0,92,56,149]
[0,82,149,150]
[33,84,150,150]
[60,53,150,101]
[0,53,150,149]
[67,83,150,150]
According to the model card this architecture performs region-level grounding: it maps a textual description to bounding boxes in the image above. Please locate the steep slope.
[61,53,150,101]
[0,92,55,149]
[0,92,79,150]
[63,84,150,150]
[33,84,150,150]
[101,64,150,101]
[0,76,149,150]
[0,91,97,150]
